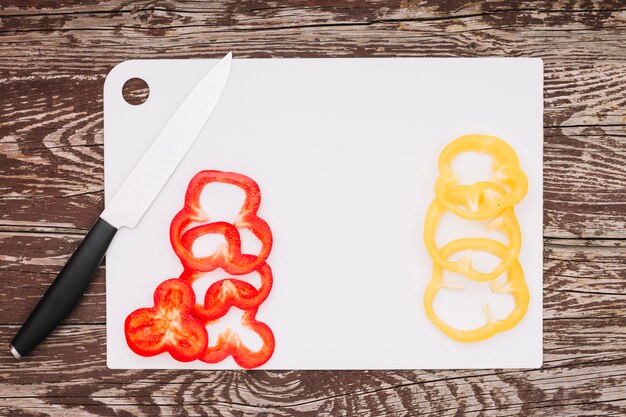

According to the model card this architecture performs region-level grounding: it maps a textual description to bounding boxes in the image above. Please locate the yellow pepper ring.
[423,240,530,343]
[440,168,527,221]
[424,200,522,282]
[438,178,524,221]
[435,134,528,221]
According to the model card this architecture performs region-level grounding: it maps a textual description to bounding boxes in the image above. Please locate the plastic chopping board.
[104,57,543,369]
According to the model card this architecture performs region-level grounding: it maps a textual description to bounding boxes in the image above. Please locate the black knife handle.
[10,217,117,358]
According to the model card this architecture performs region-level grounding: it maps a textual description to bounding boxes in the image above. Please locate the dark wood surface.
[1,1,625,415]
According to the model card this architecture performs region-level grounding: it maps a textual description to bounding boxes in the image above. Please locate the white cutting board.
[104,58,543,369]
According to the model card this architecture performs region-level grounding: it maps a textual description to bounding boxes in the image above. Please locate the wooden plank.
[0,320,624,416]
[2,77,625,237]
[1,232,624,323]
[2,63,625,133]
[2,130,625,238]
[1,0,625,415]
[544,127,626,239]
[0,2,625,77]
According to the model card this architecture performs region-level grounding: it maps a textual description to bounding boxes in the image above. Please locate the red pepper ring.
[180,170,263,220]
[200,309,275,369]
[177,218,271,275]
[179,260,273,322]
[124,279,208,362]
[170,170,272,275]
[172,221,237,273]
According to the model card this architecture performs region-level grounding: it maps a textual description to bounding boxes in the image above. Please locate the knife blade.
[10,52,233,359]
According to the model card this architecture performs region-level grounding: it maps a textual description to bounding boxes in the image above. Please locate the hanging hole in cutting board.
[122,77,150,105]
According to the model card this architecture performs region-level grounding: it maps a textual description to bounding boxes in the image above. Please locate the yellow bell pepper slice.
[423,201,522,282]
[423,134,529,342]
[423,240,530,342]
[434,134,528,221]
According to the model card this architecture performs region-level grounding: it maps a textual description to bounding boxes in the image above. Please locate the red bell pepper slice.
[170,170,272,275]
[126,170,275,368]
[124,279,208,362]
[180,258,273,322]
[200,309,275,369]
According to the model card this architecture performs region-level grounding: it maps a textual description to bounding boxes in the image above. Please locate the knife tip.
[9,344,22,360]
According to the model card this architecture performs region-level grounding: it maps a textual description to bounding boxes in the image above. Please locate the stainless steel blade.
[101,52,232,229]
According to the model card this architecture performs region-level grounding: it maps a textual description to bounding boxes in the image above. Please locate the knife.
[10,52,233,359]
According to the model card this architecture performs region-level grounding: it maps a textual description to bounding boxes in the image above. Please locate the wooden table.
[1,1,625,415]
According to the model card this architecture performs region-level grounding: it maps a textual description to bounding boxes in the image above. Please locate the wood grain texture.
[1,0,625,416]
